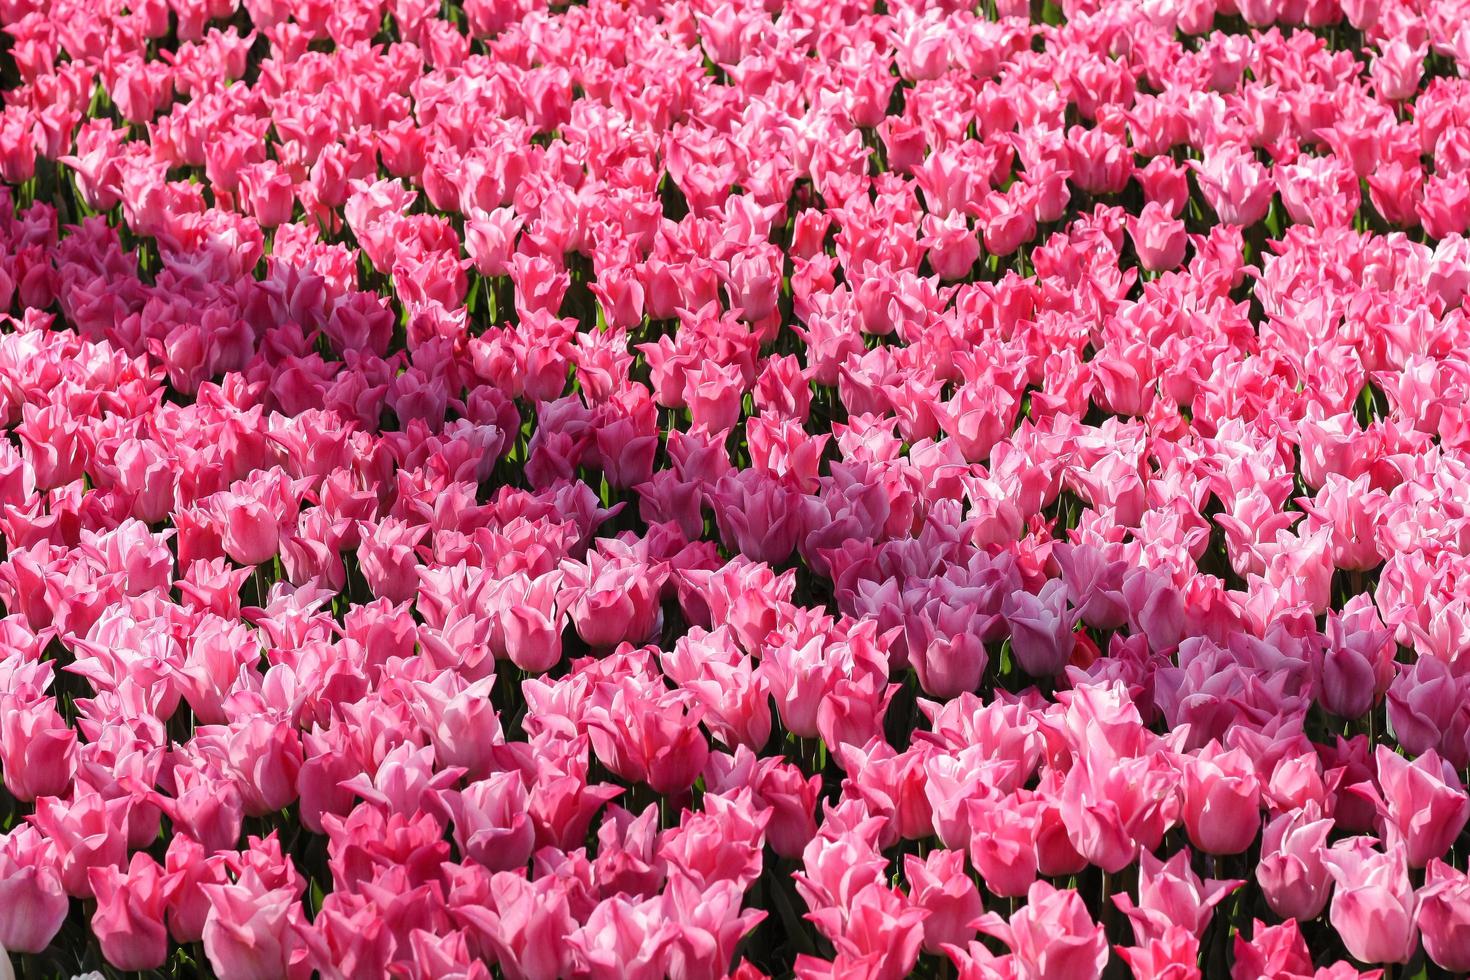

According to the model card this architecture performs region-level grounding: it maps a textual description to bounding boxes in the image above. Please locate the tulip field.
[3,0,1470,976]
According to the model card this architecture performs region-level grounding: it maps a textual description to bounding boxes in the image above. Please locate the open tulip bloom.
[1,0,1470,977]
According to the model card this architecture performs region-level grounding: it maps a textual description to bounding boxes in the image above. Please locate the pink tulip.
[975,881,1109,980]
[1357,746,1469,868]
[1320,837,1420,966]
[584,678,709,796]
[202,878,310,980]
[29,789,132,899]
[661,788,768,892]
[707,470,809,567]
[1127,203,1188,272]
[357,518,428,604]
[967,792,1041,899]
[0,695,75,801]
[1231,920,1315,980]
[1419,858,1470,973]
[500,572,566,674]
[441,771,535,873]
[663,877,765,980]
[1118,925,1201,980]
[661,626,772,751]
[0,826,67,953]
[566,894,673,980]
[88,852,171,972]
[1001,579,1076,678]
[905,849,984,955]
[458,871,576,980]
[560,550,667,650]
[1181,741,1260,855]
[163,834,230,944]
[1113,847,1241,945]
[1059,751,1179,873]
[152,764,245,856]
[1317,595,1394,720]
[1255,807,1334,921]
[1190,145,1274,226]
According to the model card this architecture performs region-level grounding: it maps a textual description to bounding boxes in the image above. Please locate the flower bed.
[0,0,1469,976]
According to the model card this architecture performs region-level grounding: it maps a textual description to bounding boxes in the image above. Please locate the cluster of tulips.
[2,0,1470,976]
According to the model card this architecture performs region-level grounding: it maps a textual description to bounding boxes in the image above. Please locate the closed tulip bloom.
[1001,579,1076,679]
[1371,38,1424,102]
[560,551,667,650]
[817,672,896,758]
[683,360,746,437]
[921,211,980,282]
[163,834,229,945]
[1255,807,1334,920]
[466,871,576,980]
[29,790,132,898]
[1318,595,1395,720]
[201,879,309,980]
[585,679,709,796]
[357,517,428,604]
[1320,837,1419,966]
[151,765,245,856]
[1368,160,1424,227]
[1181,741,1261,855]
[707,470,810,567]
[0,826,67,953]
[936,382,1018,464]
[0,695,76,802]
[908,616,990,699]
[1419,858,1470,973]
[1127,202,1188,272]
[1190,145,1274,227]
[500,571,565,674]
[1135,157,1190,214]
[1060,751,1180,873]
[88,852,170,972]
[464,207,523,278]
[1386,656,1469,765]
[237,160,295,228]
[967,792,1041,899]
[442,771,536,872]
